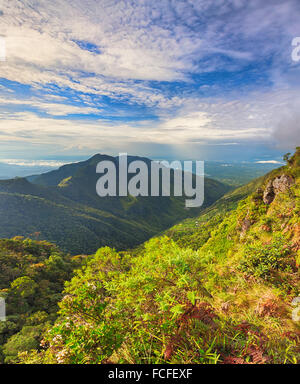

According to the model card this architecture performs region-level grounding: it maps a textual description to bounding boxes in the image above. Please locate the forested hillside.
[16,148,299,364]
[0,238,78,363]
[0,154,230,255]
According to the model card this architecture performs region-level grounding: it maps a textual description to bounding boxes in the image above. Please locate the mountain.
[165,150,299,251]
[0,162,60,180]
[0,148,299,364]
[0,154,230,254]
[0,158,280,184]
[18,148,299,364]
[165,173,267,249]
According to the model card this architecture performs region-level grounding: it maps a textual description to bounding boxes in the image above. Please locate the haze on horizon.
[0,0,299,162]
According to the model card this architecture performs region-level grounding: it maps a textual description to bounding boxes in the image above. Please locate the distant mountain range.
[0,154,230,254]
[0,158,281,186]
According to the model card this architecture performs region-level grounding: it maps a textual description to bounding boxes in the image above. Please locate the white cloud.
[256,160,283,164]
[0,96,102,116]
[0,89,296,152]
[0,0,299,157]
[0,159,71,167]
[1,0,297,104]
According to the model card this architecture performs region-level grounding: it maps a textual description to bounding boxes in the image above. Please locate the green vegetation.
[165,174,265,250]
[239,234,292,280]
[0,149,298,364]
[0,154,230,255]
[14,148,299,364]
[0,237,78,363]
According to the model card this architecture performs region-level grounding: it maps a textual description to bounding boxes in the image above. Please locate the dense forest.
[0,154,230,255]
[0,238,79,363]
[0,148,299,364]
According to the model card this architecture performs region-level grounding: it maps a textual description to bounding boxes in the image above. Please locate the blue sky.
[0,0,299,162]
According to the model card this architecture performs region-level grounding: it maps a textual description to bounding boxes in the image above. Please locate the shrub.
[240,235,291,279]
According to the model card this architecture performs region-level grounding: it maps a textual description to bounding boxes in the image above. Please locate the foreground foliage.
[3,148,300,364]
[0,238,77,363]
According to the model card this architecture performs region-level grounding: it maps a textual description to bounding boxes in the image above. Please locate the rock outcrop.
[263,174,294,205]
[263,180,275,205]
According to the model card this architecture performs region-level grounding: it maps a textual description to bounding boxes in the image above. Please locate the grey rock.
[263,174,294,205]
[272,175,294,194]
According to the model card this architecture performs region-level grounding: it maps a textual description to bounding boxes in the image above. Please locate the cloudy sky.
[0,0,299,162]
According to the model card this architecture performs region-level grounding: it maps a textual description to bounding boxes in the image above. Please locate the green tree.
[283,152,291,163]
[11,277,37,298]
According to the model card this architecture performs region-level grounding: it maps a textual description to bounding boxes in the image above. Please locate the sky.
[0,0,299,163]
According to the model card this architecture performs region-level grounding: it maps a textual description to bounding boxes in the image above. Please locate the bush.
[240,235,291,279]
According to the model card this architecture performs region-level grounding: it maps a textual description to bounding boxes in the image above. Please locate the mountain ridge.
[19,147,299,364]
[0,154,231,254]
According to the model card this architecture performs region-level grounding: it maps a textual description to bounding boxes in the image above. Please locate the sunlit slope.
[27,149,299,364]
